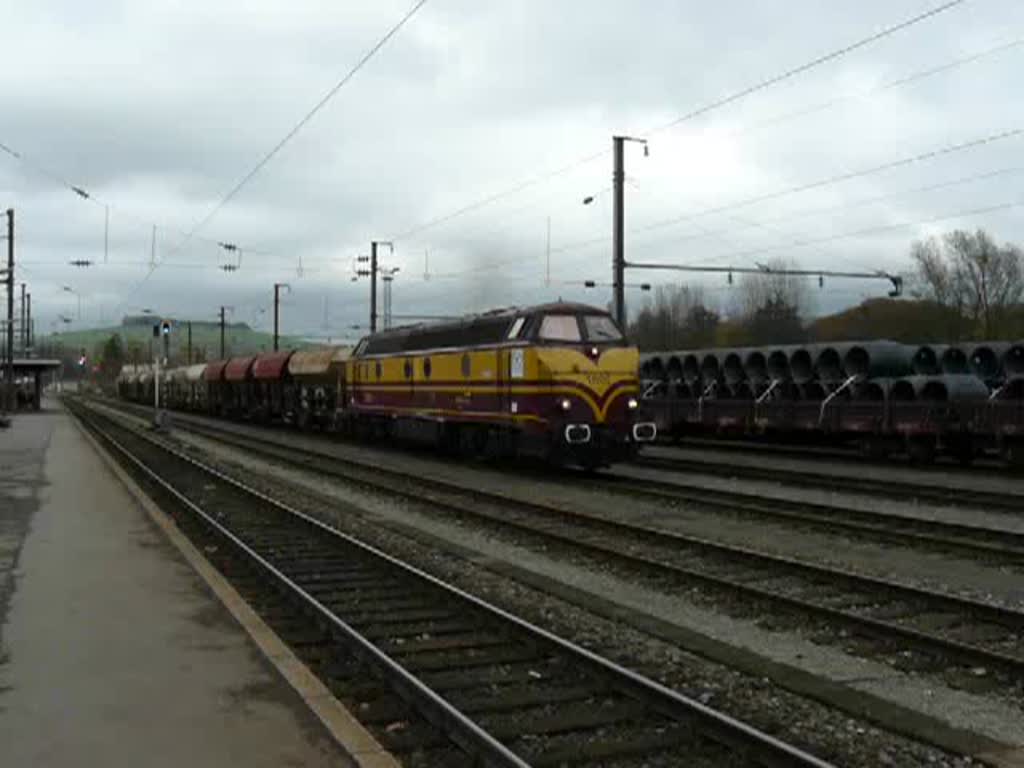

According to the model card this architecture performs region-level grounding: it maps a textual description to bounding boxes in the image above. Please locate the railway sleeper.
[450,683,605,716]
[417,659,577,692]
[382,632,511,656]
[515,720,704,767]
[481,699,651,740]
[398,645,548,673]
[342,606,454,626]
[355,618,478,641]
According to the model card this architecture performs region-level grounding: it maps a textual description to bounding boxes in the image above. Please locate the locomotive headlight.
[627,397,639,410]
[559,398,572,412]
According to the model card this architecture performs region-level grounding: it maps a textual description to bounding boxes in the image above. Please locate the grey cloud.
[3,0,1024,337]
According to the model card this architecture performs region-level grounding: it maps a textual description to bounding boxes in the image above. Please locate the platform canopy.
[8,359,62,372]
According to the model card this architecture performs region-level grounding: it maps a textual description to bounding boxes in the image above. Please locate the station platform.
[0,403,359,767]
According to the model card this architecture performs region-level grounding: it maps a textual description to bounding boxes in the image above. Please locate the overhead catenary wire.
[0,139,290,262]
[108,0,429,315]
[9,0,1005,331]
[545,126,1024,258]
[646,0,969,136]
[627,165,1024,258]
[696,198,1024,265]
[167,0,429,256]
[397,31,1023,276]
[720,35,1024,144]
[405,189,1024,301]
[390,0,969,242]
[637,127,1023,234]
[548,163,1024,270]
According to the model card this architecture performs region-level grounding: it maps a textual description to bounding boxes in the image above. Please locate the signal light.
[161,320,171,336]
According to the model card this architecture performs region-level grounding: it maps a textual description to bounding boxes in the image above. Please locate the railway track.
[70,399,833,768]
[580,470,1024,564]
[113,403,1024,698]
[95,398,1024,563]
[637,451,1024,516]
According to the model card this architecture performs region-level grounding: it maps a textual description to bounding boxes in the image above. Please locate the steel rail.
[72,399,835,768]
[583,470,1024,562]
[145,409,1024,680]
[99,396,1024,559]
[636,452,1024,515]
[72,405,531,768]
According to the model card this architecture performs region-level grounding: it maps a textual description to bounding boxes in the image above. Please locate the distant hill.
[38,318,314,366]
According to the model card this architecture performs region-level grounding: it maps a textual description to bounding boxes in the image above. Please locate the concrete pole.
[370,241,378,333]
[612,136,625,330]
[5,209,14,411]
[26,293,31,356]
[273,284,281,351]
[220,306,226,359]
[187,321,192,365]
[19,282,25,356]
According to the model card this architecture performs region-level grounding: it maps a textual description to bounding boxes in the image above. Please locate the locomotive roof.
[353,301,615,357]
[364,301,607,340]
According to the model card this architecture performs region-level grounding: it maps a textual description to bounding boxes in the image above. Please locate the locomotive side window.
[461,353,471,377]
[507,317,526,339]
[538,314,582,342]
[403,359,413,379]
[423,357,432,379]
[375,361,382,380]
[582,315,622,342]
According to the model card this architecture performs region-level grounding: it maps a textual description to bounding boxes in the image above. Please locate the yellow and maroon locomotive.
[346,302,655,467]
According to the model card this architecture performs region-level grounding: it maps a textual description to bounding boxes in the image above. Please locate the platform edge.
[69,408,402,768]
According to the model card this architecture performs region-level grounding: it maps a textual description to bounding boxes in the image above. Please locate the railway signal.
[152,319,172,430]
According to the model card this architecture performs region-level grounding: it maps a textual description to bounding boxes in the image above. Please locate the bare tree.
[734,258,810,344]
[630,284,718,350]
[911,228,1024,339]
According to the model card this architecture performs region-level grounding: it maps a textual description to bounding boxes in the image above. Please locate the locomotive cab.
[514,306,657,466]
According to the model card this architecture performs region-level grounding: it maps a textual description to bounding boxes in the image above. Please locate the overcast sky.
[3,0,1023,342]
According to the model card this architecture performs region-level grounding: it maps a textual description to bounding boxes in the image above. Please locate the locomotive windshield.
[538,315,582,342]
[582,315,622,342]
[536,313,625,344]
